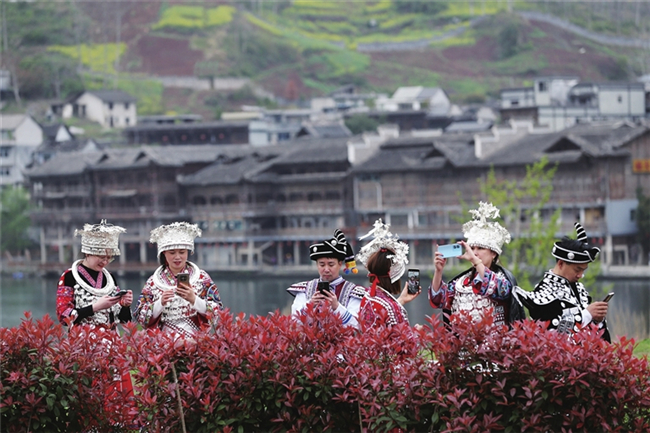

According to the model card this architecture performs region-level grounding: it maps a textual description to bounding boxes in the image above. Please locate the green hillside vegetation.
[153,5,236,31]
[1,0,648,121]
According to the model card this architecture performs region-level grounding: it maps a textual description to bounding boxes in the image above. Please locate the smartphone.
[602,292,615,302]
[317,281,331,295]
[177,273,190,284]
[114,290,128,297]
[437,243,462,258]
[407,269,420,295]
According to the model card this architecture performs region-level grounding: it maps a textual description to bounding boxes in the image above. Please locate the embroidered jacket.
[429,267,513,326]
[135,262,223,337]
[516,270,611,342]
[56,261,131,327]
[287,276,365,328]
[359,286,409,328]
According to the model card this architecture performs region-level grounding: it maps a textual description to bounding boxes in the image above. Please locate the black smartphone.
[317,281,331,295]
[407,269,420,295]
[177,273,190,284]
[114,290,128,297]
[602,292,615,302]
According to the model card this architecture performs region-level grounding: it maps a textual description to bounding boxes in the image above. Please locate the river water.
[1,273,648,340]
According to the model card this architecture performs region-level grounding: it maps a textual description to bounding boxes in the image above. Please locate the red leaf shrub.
[0,313,136,432]
[3,309,650,432]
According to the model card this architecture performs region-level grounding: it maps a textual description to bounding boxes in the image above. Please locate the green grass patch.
[441,0,508,18]
[379,14,418,30]
[292,0,342,10]
[48,43,126,74]
[245,13,287,37]
[83,74,164,115]
[634,338,650,358]
[529,27,546,39]
[365,0,391,13]
[429,32,476,48]
[489,51,549,76]
[153,5,235,31]
[302,77,338,94]
[311,49,370,79]
[444,77,490,100]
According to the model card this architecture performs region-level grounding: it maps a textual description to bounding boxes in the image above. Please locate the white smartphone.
[437,243,462,258]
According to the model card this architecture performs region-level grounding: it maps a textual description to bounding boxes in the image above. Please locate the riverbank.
[2,261,650,279]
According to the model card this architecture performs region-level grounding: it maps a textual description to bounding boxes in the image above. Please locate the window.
[125,103,130,110]
[617,95,623,103]
[108,102,114,110]
[0,167,11,176]
[538,82,547,92]
[125,117,130,126]
[631,209,636,221]
[511,100,519,106]
[0,146,10,157]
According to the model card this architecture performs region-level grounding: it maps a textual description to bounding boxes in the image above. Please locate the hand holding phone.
[113,289,128,297]
[177,273,190,285]
[437,243,462,258]
[407,269,420,295]
[317,281,331,295]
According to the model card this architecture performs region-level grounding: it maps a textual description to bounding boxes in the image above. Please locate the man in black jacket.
[517,222,611,342]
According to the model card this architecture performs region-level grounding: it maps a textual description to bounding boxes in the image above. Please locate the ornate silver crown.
[74,220,126,256]
[150,222,202,255]
[356,219,409,283]
[462,202,511,255]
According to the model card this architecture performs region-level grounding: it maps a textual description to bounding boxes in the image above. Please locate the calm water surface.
[1,272,648,340]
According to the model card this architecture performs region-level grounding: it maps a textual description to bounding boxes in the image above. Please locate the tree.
[479,157,560,291]
[393,1,448,15]
[344,114,381,135]
[0,186,32,254]
[636,187,650,262]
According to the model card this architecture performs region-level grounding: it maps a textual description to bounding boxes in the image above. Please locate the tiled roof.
[24,150,104,177]
[0,114,27,130]
[87,90,137,103]
[25,144,261,177]
[124,120,249,133]
[353,123,647,174]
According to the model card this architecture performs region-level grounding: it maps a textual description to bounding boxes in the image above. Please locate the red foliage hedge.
[2,307,650,432]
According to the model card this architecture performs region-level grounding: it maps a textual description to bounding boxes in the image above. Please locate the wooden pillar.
[40,227,46,265]
[57,226,65,264]
[293,241,300,266]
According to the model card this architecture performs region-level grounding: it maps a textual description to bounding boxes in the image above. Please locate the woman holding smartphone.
[356,219,420,328]
[56,220,132,328]
[135,222,223,337]
[428,202,523,327]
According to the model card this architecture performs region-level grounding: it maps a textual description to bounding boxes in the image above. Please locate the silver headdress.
[150,222,202,256]
[462,202,511,255]
[74,219,126,256]
[356,219,409,283]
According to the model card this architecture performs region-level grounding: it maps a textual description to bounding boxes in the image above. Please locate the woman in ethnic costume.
[135,222,223,337]
[356,219,420,327]
[428,202,524,327]
[56,220,132,328]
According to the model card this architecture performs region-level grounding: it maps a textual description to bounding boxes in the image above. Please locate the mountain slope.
[2,1,648,119]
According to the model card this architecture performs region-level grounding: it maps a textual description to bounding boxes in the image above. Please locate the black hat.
[309,229,348,261]
[552,222,600,264]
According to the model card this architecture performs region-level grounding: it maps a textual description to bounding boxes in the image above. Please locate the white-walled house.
[0,114,43,186]
[501,77,647,131]
[376,86,451,115]
[57,90,137,128]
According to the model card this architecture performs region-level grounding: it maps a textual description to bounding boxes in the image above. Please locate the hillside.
[2,0,649,123]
